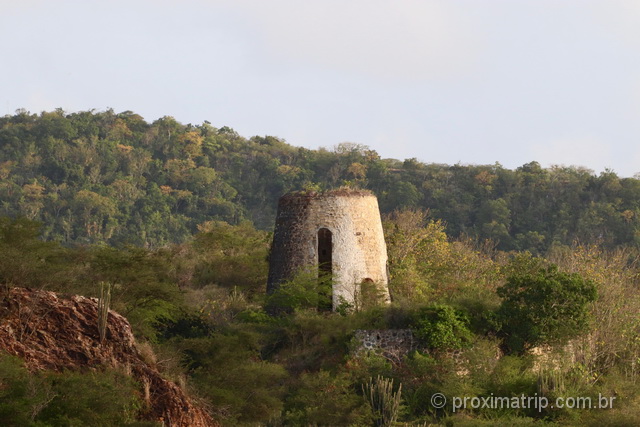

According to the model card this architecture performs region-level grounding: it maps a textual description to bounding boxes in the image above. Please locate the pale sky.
[2,0,640,176]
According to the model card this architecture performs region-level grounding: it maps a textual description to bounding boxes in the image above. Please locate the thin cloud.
[223,0,482,80]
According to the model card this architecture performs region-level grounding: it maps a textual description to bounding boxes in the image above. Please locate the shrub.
[411,304,473,351]
[284,370,370,426]
[265,270,332,313]
[496,264,597,354]
[172,334,288,424]
[0,354,149,426]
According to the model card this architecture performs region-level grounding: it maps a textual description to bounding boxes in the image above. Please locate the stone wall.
[353,329,415,361]
[267,189,390,309]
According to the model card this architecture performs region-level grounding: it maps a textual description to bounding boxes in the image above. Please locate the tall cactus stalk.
[363,375,402,427]
[98,281,112,343]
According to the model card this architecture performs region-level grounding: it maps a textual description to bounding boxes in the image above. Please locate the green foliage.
[191,220,269,294]
[4,109,640,252]
[446,285,501,335]
[0,354,150,426]
[383,210,444,301]
[169,334,287,424]
[5,108,640,425]
[485,356,538,401]
[356,279,388,311]
[362,375,403,427]
[266,270,332,313]
[496,262,598,354]
[235,307,272,324]
[284,370,371,426]
[36,369,149,426]
[478,197,512,248]
[411,304,473,351]
[88,245,183,341]
[346,353,395,387]
[0,354,38,426]
[384,210,499,304]
[0,217,70,289]
[0,216,186,341]
[155,311,212,340]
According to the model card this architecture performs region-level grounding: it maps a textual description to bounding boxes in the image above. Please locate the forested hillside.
[2,109,640,252]
[3,110,640,425]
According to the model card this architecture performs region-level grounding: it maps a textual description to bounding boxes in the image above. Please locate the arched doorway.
[317,228,332,277]
[317,228,333,311]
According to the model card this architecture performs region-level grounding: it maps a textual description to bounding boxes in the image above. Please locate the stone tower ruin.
[267,189,390,310]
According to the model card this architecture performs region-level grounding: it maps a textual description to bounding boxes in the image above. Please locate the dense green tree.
[496,262,597,354]
[2,109,640,252]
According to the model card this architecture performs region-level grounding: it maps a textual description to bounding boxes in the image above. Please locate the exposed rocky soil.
[0,286,216,427]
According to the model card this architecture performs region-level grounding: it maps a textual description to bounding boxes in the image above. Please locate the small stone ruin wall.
[354,329,415,361]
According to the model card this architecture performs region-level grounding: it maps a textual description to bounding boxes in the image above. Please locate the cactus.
[363,375,402,427]
[98,281,112,343]
[537,366,566,395]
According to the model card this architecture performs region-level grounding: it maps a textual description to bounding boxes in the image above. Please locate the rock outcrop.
[0,287,216,427]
